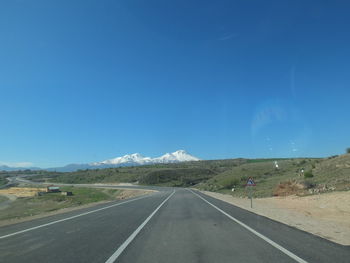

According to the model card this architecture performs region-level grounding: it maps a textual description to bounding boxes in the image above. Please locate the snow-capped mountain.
[153,150,200,163]
[48,150,200,172]
[91,153,153,166]
[92,150,199,166]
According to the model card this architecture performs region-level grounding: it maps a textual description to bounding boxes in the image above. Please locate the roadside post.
[245,177,256,208]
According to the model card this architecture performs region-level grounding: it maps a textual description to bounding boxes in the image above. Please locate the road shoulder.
[197,190,350,246]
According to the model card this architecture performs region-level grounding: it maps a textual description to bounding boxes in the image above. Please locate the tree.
[347,148,350,154]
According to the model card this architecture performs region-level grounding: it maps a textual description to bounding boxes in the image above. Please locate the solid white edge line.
[0,193,156,240]
[105,190,176,263]
[189,189,308,263]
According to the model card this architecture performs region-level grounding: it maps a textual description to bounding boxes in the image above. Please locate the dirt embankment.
[201,190,350,246]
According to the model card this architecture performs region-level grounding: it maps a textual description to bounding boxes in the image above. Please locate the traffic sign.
[245,177,256,208]
[246,177,256,186]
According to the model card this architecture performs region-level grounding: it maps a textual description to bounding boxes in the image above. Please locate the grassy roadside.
[0,186,122,221]
[196,155,350,198]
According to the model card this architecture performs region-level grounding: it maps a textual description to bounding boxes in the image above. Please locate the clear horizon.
[1,1,350,168]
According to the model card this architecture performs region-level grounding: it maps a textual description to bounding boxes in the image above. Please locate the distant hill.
[47,150,200,172]
[0,165,41,172]
[30,158,245,186]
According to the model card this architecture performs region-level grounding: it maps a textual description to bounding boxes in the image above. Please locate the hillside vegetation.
[198,155,350,197]
[22,154,350,197]
[25,159,246,186]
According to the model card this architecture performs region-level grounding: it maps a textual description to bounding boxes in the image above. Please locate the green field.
[0,186,122,221]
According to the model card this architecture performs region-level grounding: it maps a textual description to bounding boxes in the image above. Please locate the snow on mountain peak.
[91,150,199,166]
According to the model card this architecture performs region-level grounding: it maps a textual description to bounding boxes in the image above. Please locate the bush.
[240,175,248,182]
[139,168,215,186]
[304,170,314,178]
[273,180,305,196]
[303,180,316,189]
[328,155,339,159]
[222,178,240,189]
[299,160,307,165]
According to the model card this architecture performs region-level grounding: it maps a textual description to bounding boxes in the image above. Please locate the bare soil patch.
[0,187,47,197]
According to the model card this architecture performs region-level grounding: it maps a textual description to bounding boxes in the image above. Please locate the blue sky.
[1,0,349,168]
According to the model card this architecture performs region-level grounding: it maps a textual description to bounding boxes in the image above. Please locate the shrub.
[273,180,305,196]
[240,175,248,182]
[299,160,307,165]
[328,155,339,159]
[303,180,316,189]
[222,178,240,189]
[304,170,314,178]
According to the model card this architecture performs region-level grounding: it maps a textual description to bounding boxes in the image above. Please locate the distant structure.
[274,161,279,170]
[37,186,72,196]
[46,186,60,193]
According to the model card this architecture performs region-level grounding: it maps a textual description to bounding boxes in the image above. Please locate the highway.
[0,188,349,263]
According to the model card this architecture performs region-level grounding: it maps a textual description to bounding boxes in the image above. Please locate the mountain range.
[0,165,41,172]
[0,150,200,172]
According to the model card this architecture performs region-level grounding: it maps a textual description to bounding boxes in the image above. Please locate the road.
[8,175,169,192]
[0,188,349,263]
[0,177,17,189]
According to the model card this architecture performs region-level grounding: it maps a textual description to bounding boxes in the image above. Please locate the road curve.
[0,188,349,263]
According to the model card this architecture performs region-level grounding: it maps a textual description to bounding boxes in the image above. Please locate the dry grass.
[312,154,350,190]
[0,187,47,197]
[273,180,306,196]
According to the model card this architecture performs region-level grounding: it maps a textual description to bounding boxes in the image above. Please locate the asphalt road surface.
[0,188,349,263]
